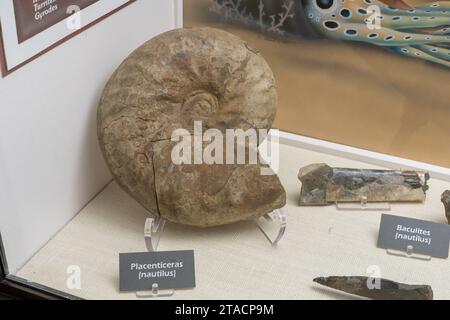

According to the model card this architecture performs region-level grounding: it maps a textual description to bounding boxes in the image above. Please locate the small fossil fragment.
[298,164,429,206]
[441,191,450,224]
[97,27,286,227]
[314,276,433,300]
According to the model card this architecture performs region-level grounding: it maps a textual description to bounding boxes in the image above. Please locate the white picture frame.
[0,0,135,76]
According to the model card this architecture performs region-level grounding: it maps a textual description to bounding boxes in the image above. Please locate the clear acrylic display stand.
[136,216,174,298]
[135,209,286,298]
[256,209,287,245]
[335,196,391,211]
[144,216,165,252]
[386,245,432,261]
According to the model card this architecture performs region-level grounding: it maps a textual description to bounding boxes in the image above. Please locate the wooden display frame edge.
[0,233,80,300]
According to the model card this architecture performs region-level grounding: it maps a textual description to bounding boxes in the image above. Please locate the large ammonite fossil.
[97,27,286,227]
[210,0,450,67]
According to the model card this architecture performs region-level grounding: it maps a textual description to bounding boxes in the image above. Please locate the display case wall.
[0,0,182,275]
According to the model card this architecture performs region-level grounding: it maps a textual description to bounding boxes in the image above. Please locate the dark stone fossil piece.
[298,164,429,206]
[441,190,450,224]
[314,276,433,300]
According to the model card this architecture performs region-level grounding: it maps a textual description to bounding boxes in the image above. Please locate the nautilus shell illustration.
[210,0,450,67]
[97,27,286,227]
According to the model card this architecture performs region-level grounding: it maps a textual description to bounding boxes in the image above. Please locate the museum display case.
[1,0,450,301]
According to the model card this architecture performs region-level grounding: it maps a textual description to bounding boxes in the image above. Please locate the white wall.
[0,0,181,273]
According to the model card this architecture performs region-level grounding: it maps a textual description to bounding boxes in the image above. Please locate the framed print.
[0,0,135,76]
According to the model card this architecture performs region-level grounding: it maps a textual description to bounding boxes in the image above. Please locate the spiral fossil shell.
[97,27,286,227]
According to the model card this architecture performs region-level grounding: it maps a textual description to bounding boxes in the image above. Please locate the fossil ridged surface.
[298,163,429,206]
[314,276,433,300]
[97,27,286,227]
[442,190,450,224]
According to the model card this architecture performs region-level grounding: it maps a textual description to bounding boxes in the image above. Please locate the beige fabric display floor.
[17,142,450,300]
